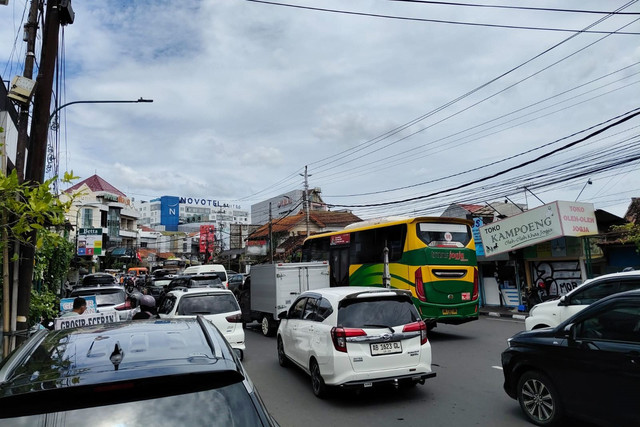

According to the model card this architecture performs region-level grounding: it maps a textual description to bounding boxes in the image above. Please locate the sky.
[2,0,640,222]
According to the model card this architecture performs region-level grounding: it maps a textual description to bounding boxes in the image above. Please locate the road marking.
[492,366,503,370]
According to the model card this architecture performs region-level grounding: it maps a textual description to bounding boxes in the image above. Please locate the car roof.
[0,318,242,401]
[168,288,234,298]
[0,318,244,419]
[566,270,640,295]
[301,286,412,300]
[71,285,124,292]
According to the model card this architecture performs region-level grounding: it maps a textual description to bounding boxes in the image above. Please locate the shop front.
[477,201,599,308]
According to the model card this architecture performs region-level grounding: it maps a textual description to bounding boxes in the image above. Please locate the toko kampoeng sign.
[479,201,597,257]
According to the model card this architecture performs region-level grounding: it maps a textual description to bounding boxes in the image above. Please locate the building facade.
[250,188,327,226]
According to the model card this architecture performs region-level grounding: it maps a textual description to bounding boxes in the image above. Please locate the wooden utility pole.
[14,0,40,183]
[16,0,62,345]
[268,202,273,264]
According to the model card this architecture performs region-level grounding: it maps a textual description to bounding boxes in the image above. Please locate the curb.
[480,311,527,320]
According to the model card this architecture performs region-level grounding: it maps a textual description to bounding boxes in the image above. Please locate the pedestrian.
[132,295,156,320]
[61,297,87,317]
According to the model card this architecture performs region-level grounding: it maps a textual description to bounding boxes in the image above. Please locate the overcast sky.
[2,0,639,220]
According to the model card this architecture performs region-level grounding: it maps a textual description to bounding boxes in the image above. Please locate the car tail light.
[403,320,428,345]
[226,313,242,323]
[114,301,132,311]
[472,268,479,301]
[331,327,366,353]
[415,268,427,302]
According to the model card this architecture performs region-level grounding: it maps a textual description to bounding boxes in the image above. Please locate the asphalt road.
[241,317,539,427]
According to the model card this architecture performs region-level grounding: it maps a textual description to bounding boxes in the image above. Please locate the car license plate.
[442,309,458,315]
[370,342,402,356]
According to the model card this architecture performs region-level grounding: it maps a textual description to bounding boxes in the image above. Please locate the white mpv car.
[158,288,246,359]
[525,270,640,330]
[276,287,436,398]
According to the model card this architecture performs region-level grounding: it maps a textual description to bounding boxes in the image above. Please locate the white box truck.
[240,262,330,336]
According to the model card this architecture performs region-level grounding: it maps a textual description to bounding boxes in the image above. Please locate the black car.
[0,317,277,426]
[502,289,640,427]
[228,273,248,297]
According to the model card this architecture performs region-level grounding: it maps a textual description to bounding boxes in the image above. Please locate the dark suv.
[0,317,277,425]
[502,289,640,426]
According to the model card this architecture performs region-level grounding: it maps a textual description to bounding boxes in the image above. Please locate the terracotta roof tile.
[64,174,126,197]
[248,210,361,239]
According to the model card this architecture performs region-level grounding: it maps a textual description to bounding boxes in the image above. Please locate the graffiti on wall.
[532,261,582,297]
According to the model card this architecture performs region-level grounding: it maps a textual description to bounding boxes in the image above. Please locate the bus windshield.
[417,222,471,248]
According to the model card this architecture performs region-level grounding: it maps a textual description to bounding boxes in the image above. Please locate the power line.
[327,108,640,208]
[386,0,640,15]
[246,0,640,34]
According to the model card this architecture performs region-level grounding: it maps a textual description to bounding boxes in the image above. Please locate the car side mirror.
[563,323,577,342]
[278,310,288,320]
[558,295,568,306]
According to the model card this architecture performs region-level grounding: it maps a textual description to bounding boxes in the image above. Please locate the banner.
[479,201,597,257]
[54,312,119,330]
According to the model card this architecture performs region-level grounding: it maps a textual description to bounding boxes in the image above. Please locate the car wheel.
[277,336,289,367]
[517,371,563,426]
[310,359,328,399]
[261,315,276,337]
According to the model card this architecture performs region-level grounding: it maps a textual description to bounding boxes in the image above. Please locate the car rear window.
[337,296,420,328]
[71,289,125,306]
[2,382,265,426]
[177,294,240,315]
[191,276,223,288]
[82,275,116,286]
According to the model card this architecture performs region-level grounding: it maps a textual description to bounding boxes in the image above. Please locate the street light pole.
[49,98,153,127]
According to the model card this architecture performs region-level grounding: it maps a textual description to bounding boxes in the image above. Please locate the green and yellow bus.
[302,216,479,327]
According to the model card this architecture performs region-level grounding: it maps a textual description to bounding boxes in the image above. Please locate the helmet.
[139,295,156,309]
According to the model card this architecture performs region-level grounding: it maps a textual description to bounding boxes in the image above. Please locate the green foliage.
[29,288,59,326]
[611,223,640,253]
[35,233,74,294]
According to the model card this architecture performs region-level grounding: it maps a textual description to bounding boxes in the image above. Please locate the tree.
[1,164,78,355]
[611,223,640,253]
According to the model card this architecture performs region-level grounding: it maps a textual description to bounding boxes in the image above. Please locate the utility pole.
[268,202,273,264]
[301,165,310,238]
[17,0,63,345]
[14,0,39,183]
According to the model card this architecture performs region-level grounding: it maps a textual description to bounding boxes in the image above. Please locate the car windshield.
[338,297,419,328]
[190,277,223,288]
[71,289,125,306]
[151,279,172,287]
[177,294,240,315]
[3,382,264,426]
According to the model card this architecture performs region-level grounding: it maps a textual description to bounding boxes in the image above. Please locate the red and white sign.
[330,233,351,245]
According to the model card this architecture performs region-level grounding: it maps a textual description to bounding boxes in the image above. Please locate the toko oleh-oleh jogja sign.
[478,201,597,257]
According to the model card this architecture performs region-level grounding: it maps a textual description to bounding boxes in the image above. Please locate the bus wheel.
[261,315,276,337]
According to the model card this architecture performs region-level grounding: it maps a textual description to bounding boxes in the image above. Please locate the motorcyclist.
[132,295,156,320]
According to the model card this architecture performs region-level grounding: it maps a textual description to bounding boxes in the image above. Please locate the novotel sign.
[479,201,597,257]
[178,197,241,209]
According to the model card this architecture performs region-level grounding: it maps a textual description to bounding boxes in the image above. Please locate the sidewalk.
[479,305,528,321]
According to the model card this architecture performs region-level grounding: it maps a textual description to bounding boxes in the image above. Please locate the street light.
[575,179,593,202]
[49,97,153,128]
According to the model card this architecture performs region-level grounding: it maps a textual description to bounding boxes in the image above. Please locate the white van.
[182,264,229,288]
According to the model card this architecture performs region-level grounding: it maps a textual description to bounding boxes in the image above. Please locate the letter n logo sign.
[169,208,176,216]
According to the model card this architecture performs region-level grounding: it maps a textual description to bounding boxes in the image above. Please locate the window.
[288,298,307,320]
[417,222,470,248]
[571,281,618,305]
[576,303,640,343]
[350,225,406,264]
[337,297,420,328]
[158,295,177,314]
[82,208,93,228]
[315,298,333,322]
[618,279,640,293]
[177,294,239,315]
[302,298,318,321]
[303,239,330,262]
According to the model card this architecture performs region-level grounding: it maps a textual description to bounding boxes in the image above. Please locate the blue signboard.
[60,296,98,314]
[161,196,180,231]
[472,217,485,257]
